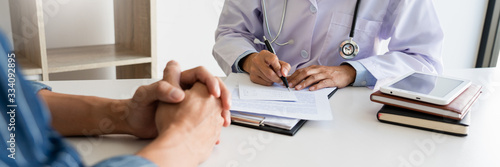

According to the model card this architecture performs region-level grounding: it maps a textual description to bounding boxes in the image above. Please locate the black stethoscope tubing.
[350,0,361,38]
[339,0,361,59]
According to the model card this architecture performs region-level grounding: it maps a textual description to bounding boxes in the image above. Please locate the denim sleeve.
[1,30,83,166]
[94,155,157,167]
[343,61,377,86]
[29,81,52,94]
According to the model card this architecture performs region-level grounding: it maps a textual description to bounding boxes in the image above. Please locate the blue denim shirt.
[0,31,155,166]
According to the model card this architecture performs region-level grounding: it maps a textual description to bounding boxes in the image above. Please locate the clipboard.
[230,88,338,136]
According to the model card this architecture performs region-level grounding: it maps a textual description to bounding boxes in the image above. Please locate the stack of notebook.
[370,84,482,136]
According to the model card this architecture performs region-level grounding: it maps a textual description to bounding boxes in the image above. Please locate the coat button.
[310,5,317,14]
[301,50,309,59]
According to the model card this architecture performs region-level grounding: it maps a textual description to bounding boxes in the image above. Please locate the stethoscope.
[256,0,361,59]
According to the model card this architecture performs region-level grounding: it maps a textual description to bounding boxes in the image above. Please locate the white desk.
[43,68,500,167]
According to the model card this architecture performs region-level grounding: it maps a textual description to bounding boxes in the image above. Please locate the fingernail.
[169,88,184,101]
[296,85,302,89]
[289,83,293,87]
[214,86,221,97]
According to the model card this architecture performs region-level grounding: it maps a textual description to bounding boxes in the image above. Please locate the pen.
[263,37,291,92]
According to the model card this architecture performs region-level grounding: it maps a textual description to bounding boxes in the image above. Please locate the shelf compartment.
[47,44,152,73]
[9,0,156,81]
[17,56,43,75]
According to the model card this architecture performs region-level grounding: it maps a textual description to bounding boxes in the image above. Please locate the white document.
[239,82,297,101]
[225,73,335,120]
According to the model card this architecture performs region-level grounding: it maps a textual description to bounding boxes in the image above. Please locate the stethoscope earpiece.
[254,38,263,44]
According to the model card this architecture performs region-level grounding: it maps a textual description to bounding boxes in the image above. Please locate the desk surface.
[43,68,500,167]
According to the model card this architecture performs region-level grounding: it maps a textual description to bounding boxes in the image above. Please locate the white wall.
[43,0,115,49]
[0,0,491,80]
[156,0,226,77]
[433,0,488,70]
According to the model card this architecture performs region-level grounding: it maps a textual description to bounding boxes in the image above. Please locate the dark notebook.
[377,105,471,136]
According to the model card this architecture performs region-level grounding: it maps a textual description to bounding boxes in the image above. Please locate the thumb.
[156,81,185,103]
[279,61,291,77]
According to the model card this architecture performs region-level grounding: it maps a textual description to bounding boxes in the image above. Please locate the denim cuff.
[29,81,52,94]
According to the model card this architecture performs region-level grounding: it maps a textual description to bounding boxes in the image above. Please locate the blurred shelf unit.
[9,0,157,81]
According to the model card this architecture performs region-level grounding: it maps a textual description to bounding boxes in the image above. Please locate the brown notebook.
[370,84,482,120]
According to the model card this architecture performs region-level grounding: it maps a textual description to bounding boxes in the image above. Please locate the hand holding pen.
[263,38,291,91]
[239,38,292,89]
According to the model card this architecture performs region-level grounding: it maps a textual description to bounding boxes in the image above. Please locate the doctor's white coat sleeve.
[357,0,444,81]
[213,0,264,75]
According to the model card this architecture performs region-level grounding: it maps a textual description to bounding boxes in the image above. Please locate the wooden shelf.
[9,0,156,81]
[47,44,152,73]
[17,56,43,75]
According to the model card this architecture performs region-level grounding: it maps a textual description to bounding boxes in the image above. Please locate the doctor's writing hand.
[288,64,356,91]
[241,51,291,86]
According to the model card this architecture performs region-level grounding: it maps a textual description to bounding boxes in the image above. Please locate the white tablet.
[380,71,471,105]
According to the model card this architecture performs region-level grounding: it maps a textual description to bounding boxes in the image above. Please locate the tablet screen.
[388,73,463,98]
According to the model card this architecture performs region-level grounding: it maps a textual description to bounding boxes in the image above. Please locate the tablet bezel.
[379,71,471,105]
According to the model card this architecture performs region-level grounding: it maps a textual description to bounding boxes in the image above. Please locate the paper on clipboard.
[225,73,334,120]
[239,82,298,101]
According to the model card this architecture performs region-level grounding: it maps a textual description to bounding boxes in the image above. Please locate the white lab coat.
[213,0,444,82]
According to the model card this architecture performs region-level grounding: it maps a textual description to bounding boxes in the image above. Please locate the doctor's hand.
[287,64,356,91]
[241,51,292,86]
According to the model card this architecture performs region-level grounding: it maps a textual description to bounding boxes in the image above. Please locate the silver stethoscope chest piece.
[339,0,361,60]
[340,38,359,59]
